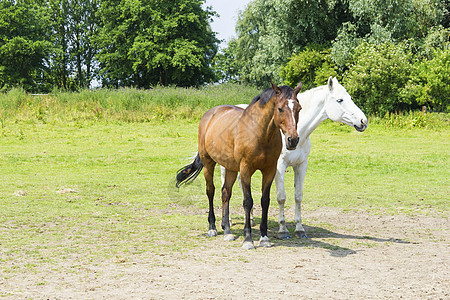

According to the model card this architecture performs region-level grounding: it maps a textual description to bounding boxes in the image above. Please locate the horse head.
[324,77,368,132]
[271,82,303,150]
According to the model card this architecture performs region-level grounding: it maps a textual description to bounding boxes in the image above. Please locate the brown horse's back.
[198,105,243,171]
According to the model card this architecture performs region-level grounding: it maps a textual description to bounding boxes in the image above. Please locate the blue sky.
[204,0,252,47]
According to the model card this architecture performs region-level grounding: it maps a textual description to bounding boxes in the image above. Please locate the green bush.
[343,42,413,115]
[400,48,449,112]
[280,46,338,89]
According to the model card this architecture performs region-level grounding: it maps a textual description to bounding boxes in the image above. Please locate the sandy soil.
[2,207,449,299]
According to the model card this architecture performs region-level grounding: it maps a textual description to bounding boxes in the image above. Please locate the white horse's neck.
[297,86,329,146]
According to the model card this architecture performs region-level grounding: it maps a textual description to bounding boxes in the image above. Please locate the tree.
[211,39,240,83]
[67,0,100,88]
[95,0,218,88]
[230,0,351,87]
[48,0,100,90]
[0,1,53,92]
[332,0,448,69]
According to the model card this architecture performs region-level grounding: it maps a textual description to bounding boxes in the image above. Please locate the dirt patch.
[1,208,448,299]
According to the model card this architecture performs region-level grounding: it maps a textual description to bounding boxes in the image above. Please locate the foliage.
[347,0,446,41]
[0,1,53,92]
[211,40,241,83]
[231,0,350,87]
[95,0,218,88]
[48,0,100,90]
[0,0,219,91]
[280,45,338,89]
[415,26,450,59]
[343,42,414,115]
[226,0,447,90]
[400,49,450,112]
[331,0,448,69]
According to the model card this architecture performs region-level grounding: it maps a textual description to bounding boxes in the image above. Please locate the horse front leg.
[259,167,277,247]
[293,162,308,238]
[221,169,238,241]
[275,161,289,239]
[240,168,254,250]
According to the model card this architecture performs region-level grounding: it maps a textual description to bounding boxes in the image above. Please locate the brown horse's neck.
[244,97,279,144]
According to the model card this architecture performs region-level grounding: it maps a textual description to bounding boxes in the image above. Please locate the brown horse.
[176,82,302,249]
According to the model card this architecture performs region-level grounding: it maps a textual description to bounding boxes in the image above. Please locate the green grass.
[303,120,449,215]
[0,86,448,276]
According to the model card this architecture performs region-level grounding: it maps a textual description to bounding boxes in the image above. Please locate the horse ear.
[293,82,302,95]
[327,76,333,90]
[271,82,281,94]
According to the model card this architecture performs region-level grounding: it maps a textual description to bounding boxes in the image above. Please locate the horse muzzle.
[354,118,368,132]
[286,136,299,150]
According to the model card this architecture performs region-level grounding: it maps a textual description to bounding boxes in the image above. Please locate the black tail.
[175,153,203,188]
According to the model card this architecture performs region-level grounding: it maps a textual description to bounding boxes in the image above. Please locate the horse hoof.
[295,231,308,239]
[242,241,254,250]
[277,231,290,240]
[207,229,218,237]
[259,236,272,248]
[224,234,235,241]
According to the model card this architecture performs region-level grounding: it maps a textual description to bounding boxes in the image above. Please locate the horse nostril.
[287,136,299,146]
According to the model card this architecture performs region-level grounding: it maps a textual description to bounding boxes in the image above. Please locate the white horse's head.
[324,77,368,132]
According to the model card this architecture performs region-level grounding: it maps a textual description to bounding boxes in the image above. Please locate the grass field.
[0,87,449,293]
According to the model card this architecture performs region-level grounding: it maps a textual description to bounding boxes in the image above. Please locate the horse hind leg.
[221,169,238,241]
[204,158,217,237]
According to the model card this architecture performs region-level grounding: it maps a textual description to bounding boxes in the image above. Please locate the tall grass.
[0,84,260,124]
[0,85,448,129]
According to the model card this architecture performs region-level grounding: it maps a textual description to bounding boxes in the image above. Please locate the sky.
[203,0,252,48]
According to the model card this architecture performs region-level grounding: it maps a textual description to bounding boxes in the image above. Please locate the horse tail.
[175,152,203,188]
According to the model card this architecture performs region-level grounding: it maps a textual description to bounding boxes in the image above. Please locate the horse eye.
[278,107,283,112]
[337,99,343,103]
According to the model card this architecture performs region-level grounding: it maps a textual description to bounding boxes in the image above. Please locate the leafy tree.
[48,0,100,90]
[67,0,100,88]
[331,0,448,69]
[211,39,240,83]
[95,0,218,88]
[343,42,414,115]
[48,0,71,89]
[230,0,351,87]
[0,1,53,92]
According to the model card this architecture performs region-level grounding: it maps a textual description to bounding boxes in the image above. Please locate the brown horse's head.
[271,82,302,150]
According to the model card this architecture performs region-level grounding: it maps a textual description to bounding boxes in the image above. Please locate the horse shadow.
[225,217,409,257]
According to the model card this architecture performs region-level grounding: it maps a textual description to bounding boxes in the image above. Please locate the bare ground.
[1,207,449,299]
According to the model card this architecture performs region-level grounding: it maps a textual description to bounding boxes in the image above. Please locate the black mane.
[250,85,293,106]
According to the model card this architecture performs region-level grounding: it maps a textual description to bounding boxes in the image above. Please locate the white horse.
[221,77,368,239]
